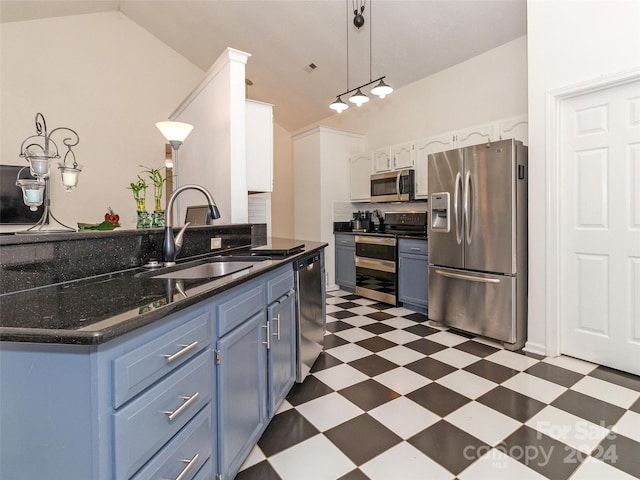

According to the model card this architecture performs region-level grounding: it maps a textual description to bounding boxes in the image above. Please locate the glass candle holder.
[27,155,51,178]
[58,163,83,191]
[16,179,45,210]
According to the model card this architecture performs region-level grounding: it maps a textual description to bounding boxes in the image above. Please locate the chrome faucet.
[162,184,220,266]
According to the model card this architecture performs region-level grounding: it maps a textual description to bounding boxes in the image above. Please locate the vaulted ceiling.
[1,0,527,132]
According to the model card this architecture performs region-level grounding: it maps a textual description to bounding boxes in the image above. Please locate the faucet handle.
[174,222,191,254]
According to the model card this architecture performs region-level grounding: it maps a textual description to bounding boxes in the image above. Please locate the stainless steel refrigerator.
[427,139,528,350]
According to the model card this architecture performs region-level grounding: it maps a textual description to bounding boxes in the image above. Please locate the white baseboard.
[523,341,547,357]
[326,284,339,292]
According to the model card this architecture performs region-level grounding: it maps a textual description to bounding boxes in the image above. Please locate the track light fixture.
[329,0,393,113]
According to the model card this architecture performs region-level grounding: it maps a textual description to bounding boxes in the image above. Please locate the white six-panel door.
[559,79,640,375]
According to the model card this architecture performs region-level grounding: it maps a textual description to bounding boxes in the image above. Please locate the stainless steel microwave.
[370,169,415,203]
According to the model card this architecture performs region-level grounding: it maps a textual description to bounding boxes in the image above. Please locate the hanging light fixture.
[329,0,392,112]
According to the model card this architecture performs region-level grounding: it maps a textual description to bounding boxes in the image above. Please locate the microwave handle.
[396,171,401,200]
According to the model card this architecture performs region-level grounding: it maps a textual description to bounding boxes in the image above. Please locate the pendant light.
[329,0,392,112]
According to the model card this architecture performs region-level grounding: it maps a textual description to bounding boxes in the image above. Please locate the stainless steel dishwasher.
[293,252,324,382]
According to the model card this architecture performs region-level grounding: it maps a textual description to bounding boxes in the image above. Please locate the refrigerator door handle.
[464,170,472,245]
[454,172,463,245]
[435,269,500,284]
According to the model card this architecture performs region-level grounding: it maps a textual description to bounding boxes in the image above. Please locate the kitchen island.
[0,225,326,480]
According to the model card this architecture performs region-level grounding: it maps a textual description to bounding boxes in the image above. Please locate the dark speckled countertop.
[0,237,326,345]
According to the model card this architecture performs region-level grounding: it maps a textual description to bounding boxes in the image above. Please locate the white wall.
[299,36,528,150]
[293,126,364,288]
[526,0,640,353]
[271,122,294,238]
[0,12,203,229]
[171,48,250,225]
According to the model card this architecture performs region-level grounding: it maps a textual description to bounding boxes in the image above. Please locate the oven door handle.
[355,235,396,246]
[355,256,396,273]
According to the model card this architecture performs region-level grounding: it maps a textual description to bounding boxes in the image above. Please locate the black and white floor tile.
[236,290,640,480]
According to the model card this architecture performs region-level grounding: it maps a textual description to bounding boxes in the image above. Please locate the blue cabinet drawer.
[113,310,210,408]
[266,266,294,304]
[113,351,212,480]
[215,283,264,337]
[335,234,355,247]
[398,238,428,255]
[131,406,212,480]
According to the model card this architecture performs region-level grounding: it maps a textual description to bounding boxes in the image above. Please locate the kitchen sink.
[136,255,272,280]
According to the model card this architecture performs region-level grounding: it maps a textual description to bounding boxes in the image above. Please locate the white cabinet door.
[373,148,392,173]
[246,100,273,192]
[496,115,528,145]
[350,152,372,202]
[413,133,455,199]
[391,142,414,170]
[454,123,495,147]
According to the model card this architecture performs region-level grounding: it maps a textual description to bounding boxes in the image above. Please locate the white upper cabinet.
[496,114,528,145]
[373,148,393,173]
[350,152,372,202]
[413,133,455,199]
[453,123,495,147]
[246,100,274,192]
[391,142,414,170]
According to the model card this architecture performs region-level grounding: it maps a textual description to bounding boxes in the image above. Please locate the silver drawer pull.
[163,392,199,422]
[163,341,198,364]
[410,247,421,251]
[262,323,270,349]
[273,314,281,341]
[172,453,199,480]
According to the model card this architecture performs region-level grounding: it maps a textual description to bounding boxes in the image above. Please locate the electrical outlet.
[210,237,222,249]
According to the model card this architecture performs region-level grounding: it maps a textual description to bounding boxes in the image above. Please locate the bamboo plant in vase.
[128,176,150,228]
[142,166,170,228]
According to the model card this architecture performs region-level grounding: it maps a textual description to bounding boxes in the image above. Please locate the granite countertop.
[0,240,326,346]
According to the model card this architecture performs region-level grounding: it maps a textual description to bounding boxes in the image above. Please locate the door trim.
[543,67,640,357]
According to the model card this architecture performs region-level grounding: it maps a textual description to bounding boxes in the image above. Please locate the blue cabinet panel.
[113,310,210,408]
[268,290,296,417]
[335,234,356,290]
[216,310,268,479]
[131,406,212,480]
[113,351,212,480]
[215,283,264,337]
[398,238,429,314]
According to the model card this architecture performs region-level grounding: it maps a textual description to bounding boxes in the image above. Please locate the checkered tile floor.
[235,290,640,480]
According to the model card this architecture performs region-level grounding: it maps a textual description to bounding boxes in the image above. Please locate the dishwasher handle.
[295,253,320,271]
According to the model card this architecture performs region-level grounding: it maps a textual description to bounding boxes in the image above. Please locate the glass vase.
[152,210,165,228]
[136,210,151,229]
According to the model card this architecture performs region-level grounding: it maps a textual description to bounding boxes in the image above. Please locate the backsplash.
[0,224,267,295]
[333,200,428,222]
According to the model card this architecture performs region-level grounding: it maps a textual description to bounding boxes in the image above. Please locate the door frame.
[545,68,640,357]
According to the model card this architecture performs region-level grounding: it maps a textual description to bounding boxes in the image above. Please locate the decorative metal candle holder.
[16,113,81,233]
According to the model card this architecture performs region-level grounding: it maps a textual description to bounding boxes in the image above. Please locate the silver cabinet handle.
[163,341,198,364]
[273,314,281,341]
[163,392,199,422]
[339,240,348,244]
[262,323,270,349]
[410,247,421,251]
[172,453,199,480]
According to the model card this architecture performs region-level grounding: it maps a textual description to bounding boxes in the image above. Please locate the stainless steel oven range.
[355,235,397,305]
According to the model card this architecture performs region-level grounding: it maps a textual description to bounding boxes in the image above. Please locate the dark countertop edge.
[0,242,327,346]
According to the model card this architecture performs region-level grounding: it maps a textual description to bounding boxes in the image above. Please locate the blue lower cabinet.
[398,239,429,313]
[335,234,356,290]
[216,310,269,480]
[268,289,296,417]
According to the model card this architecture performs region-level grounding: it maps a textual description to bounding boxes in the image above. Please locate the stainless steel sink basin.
[152,261,252,279]
[136,255,272,280]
